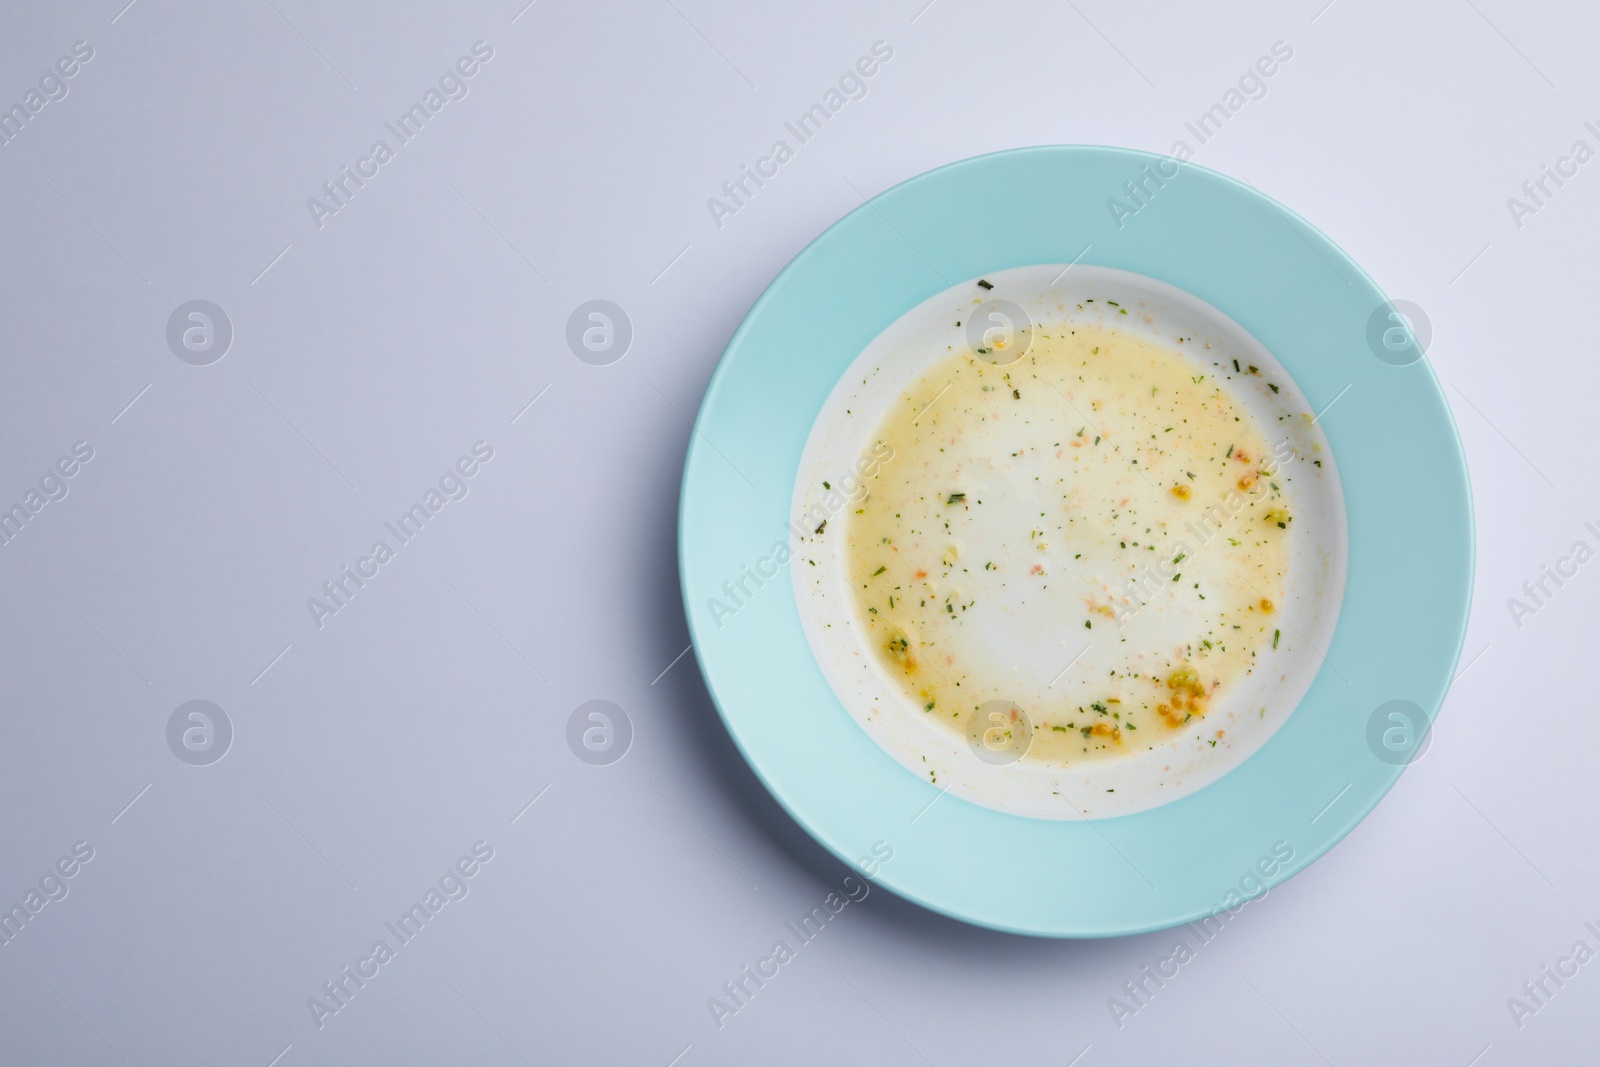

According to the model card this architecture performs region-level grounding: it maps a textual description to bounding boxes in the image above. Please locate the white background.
[0,0,1593,1063]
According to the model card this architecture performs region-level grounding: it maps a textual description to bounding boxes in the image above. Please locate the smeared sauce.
[844,317,1294,765]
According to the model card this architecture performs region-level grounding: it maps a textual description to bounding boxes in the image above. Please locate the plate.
[678,146,1472,937]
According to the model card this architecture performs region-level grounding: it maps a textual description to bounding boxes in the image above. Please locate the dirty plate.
[677,146,1472,937]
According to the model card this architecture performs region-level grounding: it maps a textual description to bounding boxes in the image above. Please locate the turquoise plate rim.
[678,145,1473,938]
